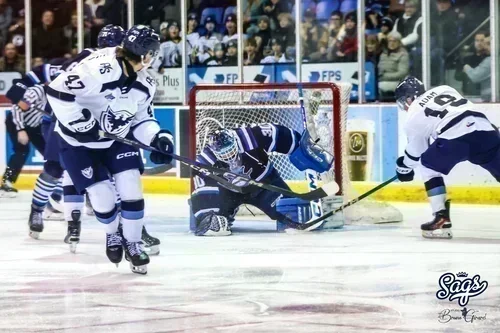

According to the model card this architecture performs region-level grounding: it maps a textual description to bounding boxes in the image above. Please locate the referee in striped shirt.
[1,85,46,197]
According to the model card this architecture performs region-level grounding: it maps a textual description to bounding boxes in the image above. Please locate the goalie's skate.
[64,210,82,253]
[124,240,149,275]
[421,200,452,239]
[141,226,160,255]
[28,208,44,239]
[84,192,95,216]
[106,231,123,267]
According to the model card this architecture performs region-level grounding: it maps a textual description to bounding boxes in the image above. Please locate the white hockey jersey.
[47,47,160,149]
[403,85,494,168]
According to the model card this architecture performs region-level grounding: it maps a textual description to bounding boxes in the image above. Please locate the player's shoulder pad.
[76,48,122,83]
[136,70,157,98]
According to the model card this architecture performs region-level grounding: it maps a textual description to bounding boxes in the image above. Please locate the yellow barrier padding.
[13,174,500,204]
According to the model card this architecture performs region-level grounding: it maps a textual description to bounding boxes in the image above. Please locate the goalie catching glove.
[150,130,174,164]
[289,130,334,173]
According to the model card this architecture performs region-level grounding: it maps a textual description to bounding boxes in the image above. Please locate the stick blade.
[321,181,340,196]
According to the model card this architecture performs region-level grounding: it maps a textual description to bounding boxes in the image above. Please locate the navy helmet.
[208,129,239,163]
[122,25,160,61]
[97,24,125,48]
[394,76,426,111]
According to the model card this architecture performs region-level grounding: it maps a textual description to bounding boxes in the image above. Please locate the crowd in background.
[0,0,492,101]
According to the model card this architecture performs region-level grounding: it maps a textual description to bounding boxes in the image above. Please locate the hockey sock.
[94,205,120,233]
[425,177,447,214]
[32,172,58,211]
[62,171,84,221]
[121,200,144,242]
[50,179,63,202]
[110,178,122,206]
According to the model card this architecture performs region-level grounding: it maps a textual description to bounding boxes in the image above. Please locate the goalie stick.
[100,132,340,202]
[286,175,399,232]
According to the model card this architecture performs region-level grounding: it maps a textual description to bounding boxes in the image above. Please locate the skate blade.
[69,240,79,253]
[29,231,40,239]
[144,245,160,256]
[44,213,64,221]
[422,229,453,239]
[129,262,147,275]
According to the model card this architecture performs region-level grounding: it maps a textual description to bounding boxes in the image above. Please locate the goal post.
[188,82,402,224]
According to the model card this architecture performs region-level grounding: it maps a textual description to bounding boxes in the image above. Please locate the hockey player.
[0,60,65,197]
[190,124,332,236]
[46,25,172,274]
[394,76,500,239]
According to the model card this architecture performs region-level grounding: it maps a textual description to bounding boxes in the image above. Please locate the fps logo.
[100,106,134,137]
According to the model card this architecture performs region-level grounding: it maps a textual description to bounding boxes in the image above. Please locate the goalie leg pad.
[276,198,312,231]
[195,212,231,236]
[289,130,334,173]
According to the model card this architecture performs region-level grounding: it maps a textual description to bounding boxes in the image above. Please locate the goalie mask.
[207,129,239,163]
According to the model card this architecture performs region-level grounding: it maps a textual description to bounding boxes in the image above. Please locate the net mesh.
[191,83,402,224]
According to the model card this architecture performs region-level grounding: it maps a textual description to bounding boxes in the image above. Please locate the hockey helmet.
[394,76,426,111]
[98,24,126,48]
[208,129,239,163]
[122,25,160,67]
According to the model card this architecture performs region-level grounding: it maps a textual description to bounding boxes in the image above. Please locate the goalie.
[190,123,333,236]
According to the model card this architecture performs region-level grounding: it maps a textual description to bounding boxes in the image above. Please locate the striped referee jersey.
[11,85,48,131]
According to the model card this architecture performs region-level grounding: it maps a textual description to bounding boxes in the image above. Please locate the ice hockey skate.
[0,180,18,198]
[64,210,82,253]
[124,240,149,275]
[421,200,452,239]
[106,230,124,266]
[28,208,44,239]
[141,226,160,255]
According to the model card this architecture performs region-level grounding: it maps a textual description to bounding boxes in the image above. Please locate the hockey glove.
[61,108,100,143]
[150,130,174,164]
[396,156,414,182]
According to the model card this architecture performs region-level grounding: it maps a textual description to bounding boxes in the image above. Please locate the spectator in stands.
[7,9,25,54]
[226,39,238,65]
[274,13,295,49]
[206,43,228,66]
[301,8,328,61]
[365,6,383,33]
[328,11,343,46]
[32,10,68,60]
[64,12,90,57]
[0,42,24,73]
[255,16,272,56]
[378,16,393,51]
[159,21,169,42]
[222,13,237,45]
[243,36,261,65]
[391,0,422,50]
[192,16,221,65]
[257,0,289,30]
[431,0,459,54]
[87,0,106,46]
[243,0,262,33]
[455,31,488,95]
[0,0,12,49]
[463,36,491,102]
[32,57,44,67]
[98,0,127,28]
[260,37,292,63]
[160,20,182,69]
[378,31,409,100]
[328,12,357,63]
[366,34,380,64]
[186,13,200,48]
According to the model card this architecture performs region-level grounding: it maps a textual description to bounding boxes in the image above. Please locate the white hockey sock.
[425,177,447,214]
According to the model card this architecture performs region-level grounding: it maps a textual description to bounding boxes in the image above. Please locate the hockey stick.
[287,175,399,231]
[101,132,339,202]
[143,163,173,175]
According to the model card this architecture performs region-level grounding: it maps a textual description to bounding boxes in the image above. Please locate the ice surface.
[0,192,499,333]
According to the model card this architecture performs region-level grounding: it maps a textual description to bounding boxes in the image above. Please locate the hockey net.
[189,82,402,224]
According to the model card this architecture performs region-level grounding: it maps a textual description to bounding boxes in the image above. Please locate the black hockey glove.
[150,130,174,164]
[61,108,100,143]
[396,156,414,182]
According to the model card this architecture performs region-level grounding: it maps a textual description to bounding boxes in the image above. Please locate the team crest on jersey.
[100,106,134,136]
[81,166,93,179]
